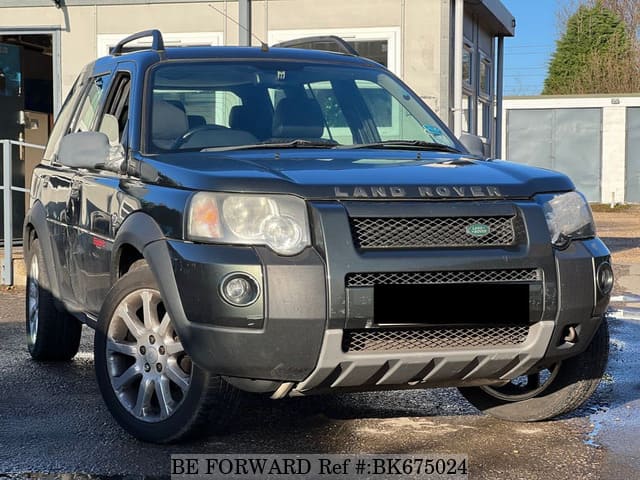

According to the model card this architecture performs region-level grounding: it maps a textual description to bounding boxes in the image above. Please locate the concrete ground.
[0,210,638,479]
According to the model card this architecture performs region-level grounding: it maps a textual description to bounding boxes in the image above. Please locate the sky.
[502,0,559,96]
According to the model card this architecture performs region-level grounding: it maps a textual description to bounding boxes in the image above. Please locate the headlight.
[187,193,310,256]
[536,191,595,247]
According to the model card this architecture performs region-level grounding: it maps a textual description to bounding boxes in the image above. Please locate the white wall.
[0,0,446,118]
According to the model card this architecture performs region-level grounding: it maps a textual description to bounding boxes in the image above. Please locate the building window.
[281,38,389,68]
[290,38,389,68]
[349,40,388,68]
[463,45,473,86]
[462,93,472,133]
[477,99,491,138]
[479,56,491,97]
[269,27,401,75]
[97,32,223,57]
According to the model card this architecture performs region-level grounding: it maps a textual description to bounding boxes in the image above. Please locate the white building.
[0,0,514,151]
[0,0,515,240]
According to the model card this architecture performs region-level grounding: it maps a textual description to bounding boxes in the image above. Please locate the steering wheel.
[172,124,227,149]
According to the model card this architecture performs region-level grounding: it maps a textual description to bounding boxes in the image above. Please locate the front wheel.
[94,264,240,443]
[459,319,609,422]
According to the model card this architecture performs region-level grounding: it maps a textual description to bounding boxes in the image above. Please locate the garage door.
[626,107,640,203]
[506,108,602,202]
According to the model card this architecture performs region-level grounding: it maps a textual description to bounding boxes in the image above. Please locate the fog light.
[219,273,260,307]
[596,262,614,295]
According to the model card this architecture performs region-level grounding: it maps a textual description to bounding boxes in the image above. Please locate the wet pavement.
[1,286,638,480]
[1,213,639,479]
[591,315,640,478]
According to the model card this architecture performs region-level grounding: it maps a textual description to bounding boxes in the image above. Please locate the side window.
[357,80,425,141]
[97,72,131,146]
[43,75,84,162]
[73,73,112,133]
[306,81,353,144]
[152,88,241,128]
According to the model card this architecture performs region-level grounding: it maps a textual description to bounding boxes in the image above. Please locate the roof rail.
[112,29,165,56]
[272,35,360,56]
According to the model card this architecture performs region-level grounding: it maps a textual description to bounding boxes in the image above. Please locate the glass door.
[0,41,24,244]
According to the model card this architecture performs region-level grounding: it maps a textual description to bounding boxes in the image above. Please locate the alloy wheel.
[105,288,191,422]
[479,363,562,402]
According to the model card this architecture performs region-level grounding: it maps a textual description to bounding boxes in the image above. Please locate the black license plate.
[374,283,530,326]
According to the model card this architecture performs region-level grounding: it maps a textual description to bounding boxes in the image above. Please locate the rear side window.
[43,76,83,162]
[97,72,131,146]
[73,73,112,133]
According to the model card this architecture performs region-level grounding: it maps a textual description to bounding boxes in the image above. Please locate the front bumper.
[144,239,327,382]
[143,200,610,394]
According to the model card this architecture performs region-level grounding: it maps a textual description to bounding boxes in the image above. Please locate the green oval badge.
[466,223,491,237]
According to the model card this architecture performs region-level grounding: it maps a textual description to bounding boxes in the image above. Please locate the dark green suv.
[24,30,611,443]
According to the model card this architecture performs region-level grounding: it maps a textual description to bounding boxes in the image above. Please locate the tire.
[94,264,240,443]
[25,238,82,361]
[459,319,609,422]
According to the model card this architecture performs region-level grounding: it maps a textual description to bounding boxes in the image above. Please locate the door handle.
[67,183,82,221]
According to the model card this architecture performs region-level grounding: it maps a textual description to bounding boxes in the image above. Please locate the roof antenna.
[208,3,269,51]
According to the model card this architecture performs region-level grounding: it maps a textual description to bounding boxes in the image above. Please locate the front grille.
[346,269,540,288]
[343,325,530,352]
[350,216,519,249]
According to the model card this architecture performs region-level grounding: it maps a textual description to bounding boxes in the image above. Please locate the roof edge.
[465,0,515,37]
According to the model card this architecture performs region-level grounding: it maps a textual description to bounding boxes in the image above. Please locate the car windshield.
[146,60,460,154]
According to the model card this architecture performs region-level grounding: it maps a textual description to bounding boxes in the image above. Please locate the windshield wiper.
[202,139,340,152]
[339,140,461,153]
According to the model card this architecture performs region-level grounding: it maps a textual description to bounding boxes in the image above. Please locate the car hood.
[139,149,574,200]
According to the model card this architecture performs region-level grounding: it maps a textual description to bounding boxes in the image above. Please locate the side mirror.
[459,133,486,158]
[57,131,110,169]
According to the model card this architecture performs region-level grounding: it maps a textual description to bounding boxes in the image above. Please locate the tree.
[599,0,640,34]
[544,2,640,94]
[556,0,640,36]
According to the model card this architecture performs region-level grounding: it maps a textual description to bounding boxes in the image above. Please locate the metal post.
[453,0,464,138]
[52,29,62,119]
[2,140,13,285]
[239,0,252,46]
[495,36,505,158]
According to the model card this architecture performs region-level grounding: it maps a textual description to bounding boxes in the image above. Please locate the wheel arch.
[111,213,197,366]
[111,212,166,283]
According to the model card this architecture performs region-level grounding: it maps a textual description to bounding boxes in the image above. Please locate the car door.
[57,71,113,309]
[35,71,88,304]
[71,66,134,314]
